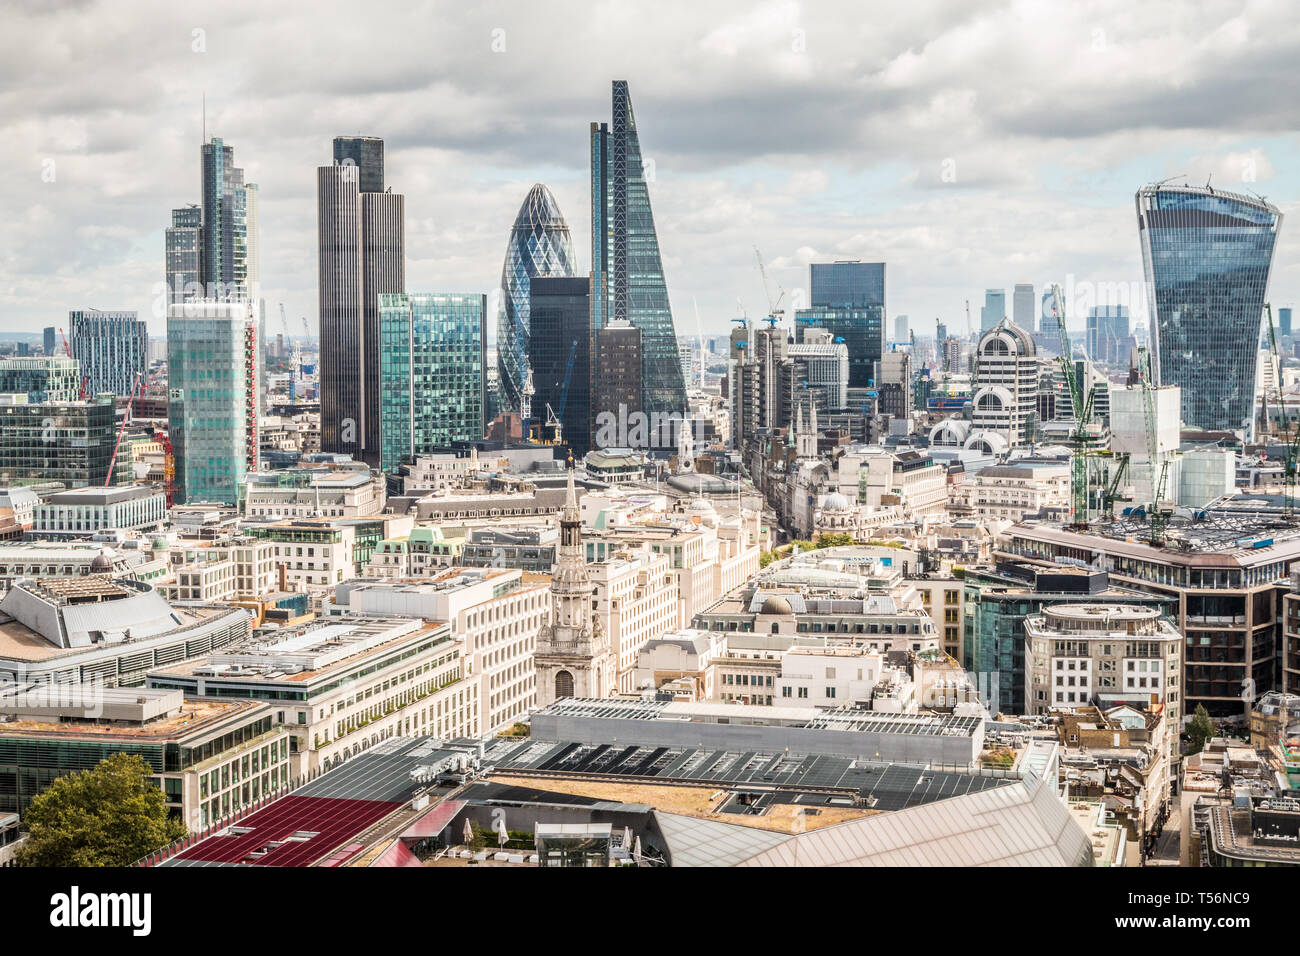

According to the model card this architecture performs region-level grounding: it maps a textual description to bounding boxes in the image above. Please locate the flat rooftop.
[534,698,982,737]
[150,617,449,684]
[0,697,260,740]
[1010,517,1300,562]
[44,486,163,505]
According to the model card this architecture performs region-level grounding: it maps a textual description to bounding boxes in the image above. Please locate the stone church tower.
[534,467,614,706]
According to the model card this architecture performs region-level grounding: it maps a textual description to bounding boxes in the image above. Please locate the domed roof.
[689,497,716,512]
[823,492,852,512]
[964,431,1010,455]
[929,417,972,446]
[759,595,793,615]
[979,318,1036,357]
[89,552,113,571]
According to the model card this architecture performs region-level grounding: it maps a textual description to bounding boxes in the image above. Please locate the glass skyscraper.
[200,138,250,300]
[1136,184,1283,435]
[68,310,147,397]
[166,302,259,506]
[529,276,592,456]
[591,81,687,423]
[1013,282,1036,332]
[166,205,202,305]
[980,288,1006,332]
[795,261,886,388]
[1040,289,1062,335]
[378,293,486,473]
[496,184,576,416]
[1085,304,1131,366]
[0,356,82,403]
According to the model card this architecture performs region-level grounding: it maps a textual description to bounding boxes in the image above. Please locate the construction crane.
[753,247,785,322]
[104,372,142,486]
[964,300,972,335]
[59,325,89,395]
[521,367,535,432]
[1134,346,1173,544]
[154,428,176,507]
[1049,283,1107,527]
[544,403,563,444]
[1264,302,1300,515]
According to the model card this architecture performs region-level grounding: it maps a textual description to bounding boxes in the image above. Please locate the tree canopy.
[1186,704,1216,756]
[16,752,186,867]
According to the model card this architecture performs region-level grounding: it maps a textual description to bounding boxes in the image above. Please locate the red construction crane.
[104,372,142,486]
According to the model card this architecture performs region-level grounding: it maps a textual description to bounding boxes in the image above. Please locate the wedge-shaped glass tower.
[591,81,687,423]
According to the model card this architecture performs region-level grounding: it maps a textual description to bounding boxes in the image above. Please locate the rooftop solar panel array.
[493,738,1014,810]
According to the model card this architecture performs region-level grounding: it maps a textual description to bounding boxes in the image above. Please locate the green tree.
[1186,704,1215,756]
[16,752,186,867]
[814,533,854,548]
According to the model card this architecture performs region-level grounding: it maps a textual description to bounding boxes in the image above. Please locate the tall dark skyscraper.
[795,261,885,388]
[1280,307,1293,337]
[590,80,687,423]
[1136,184,1282,435]
[317,136,405,466]
[529,276,592,456]
[333,136,385,193]
[593,320,642,450]
[497,184,576,416]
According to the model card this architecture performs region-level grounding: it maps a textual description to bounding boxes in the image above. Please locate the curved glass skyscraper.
[497,184,577,416]
[1136,184,1282,435]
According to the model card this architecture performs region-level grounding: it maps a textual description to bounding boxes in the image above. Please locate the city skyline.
[4,1,1298,342]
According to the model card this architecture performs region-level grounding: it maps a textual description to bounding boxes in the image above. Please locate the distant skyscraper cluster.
[1085,304,1132,367]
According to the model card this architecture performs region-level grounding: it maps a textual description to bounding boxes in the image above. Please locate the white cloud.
[0,0,1296,339]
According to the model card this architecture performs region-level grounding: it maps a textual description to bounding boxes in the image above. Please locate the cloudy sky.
[2,0,1297,342]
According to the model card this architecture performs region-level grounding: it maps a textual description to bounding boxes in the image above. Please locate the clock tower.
[534,466,614,705]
